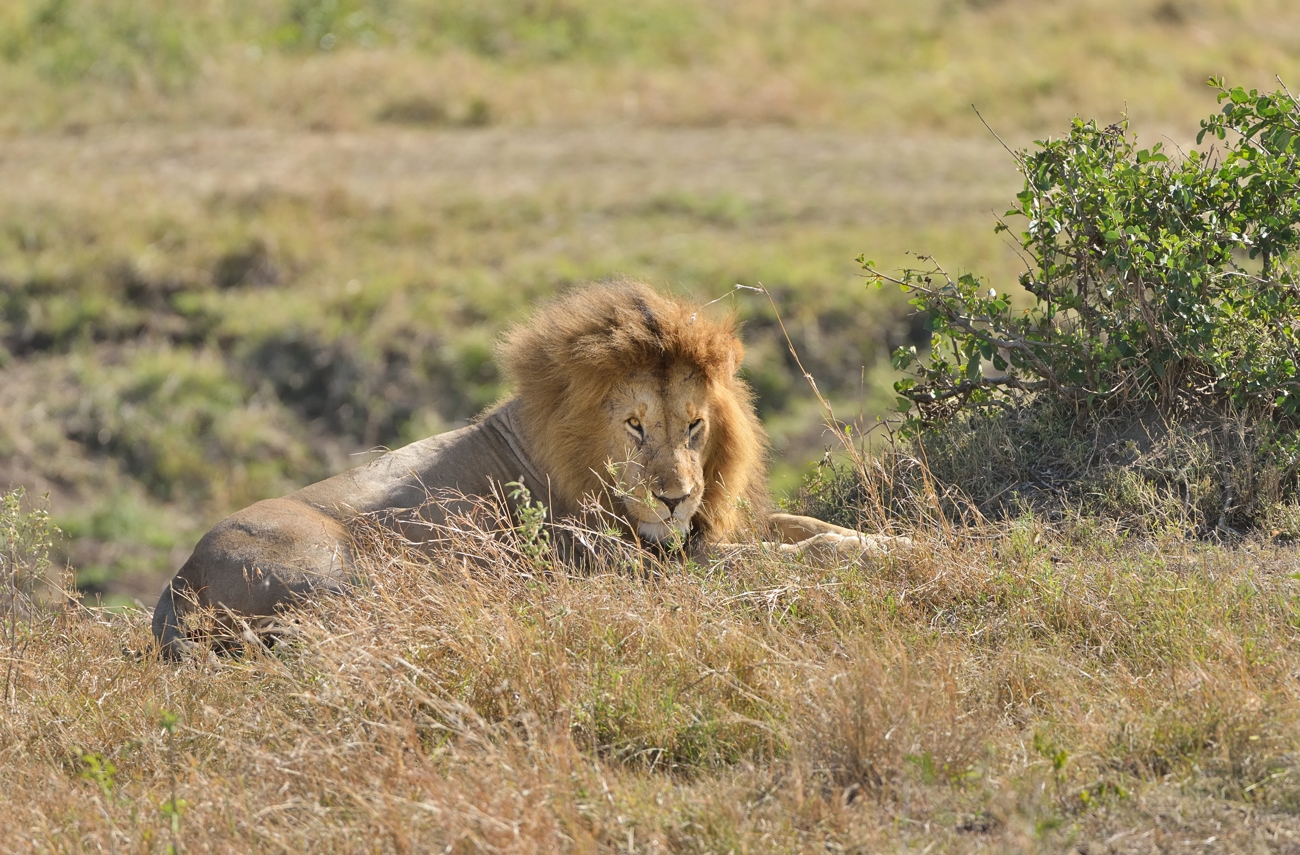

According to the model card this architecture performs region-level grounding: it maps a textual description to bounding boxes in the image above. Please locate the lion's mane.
[498,279,770,541]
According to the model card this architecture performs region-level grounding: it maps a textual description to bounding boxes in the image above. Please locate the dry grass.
[6,496,1300,852]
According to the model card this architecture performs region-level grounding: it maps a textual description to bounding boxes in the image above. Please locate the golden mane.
[497,279,770,541]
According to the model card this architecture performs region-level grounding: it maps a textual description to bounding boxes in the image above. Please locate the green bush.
[844,80,1300,534]
[879,79,1300,434]
[1,487,57,602]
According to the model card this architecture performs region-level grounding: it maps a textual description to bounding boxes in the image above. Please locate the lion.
[152,280,908,658]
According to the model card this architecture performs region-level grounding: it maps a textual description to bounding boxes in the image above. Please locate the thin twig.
[972,105,1020,162]
[755,282,846,442]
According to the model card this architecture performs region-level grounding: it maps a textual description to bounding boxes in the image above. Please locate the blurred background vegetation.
[1,0,1298,602]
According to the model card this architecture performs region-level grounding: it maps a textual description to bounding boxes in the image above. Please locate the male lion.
[153,281,905,658]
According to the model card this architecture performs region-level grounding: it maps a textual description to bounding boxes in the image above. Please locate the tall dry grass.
[5,485,1300,851]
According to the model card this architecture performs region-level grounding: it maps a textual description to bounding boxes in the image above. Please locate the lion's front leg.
[766,512,912,563]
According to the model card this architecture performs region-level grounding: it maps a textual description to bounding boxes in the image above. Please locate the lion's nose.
[655,492,690,514]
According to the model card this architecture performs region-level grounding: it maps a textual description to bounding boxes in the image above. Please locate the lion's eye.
[626,417,644,441]
[688,418,704,437]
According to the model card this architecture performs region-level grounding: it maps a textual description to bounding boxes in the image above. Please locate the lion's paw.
[782,530,913,565]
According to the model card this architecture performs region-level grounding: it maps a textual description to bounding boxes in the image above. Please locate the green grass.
[1,0,1299,134]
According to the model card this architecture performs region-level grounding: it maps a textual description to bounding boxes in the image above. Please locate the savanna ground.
[5,0,1300,851]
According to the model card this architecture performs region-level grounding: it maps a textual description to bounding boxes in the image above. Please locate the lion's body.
[153,401,553,656]
[153,281,906,658]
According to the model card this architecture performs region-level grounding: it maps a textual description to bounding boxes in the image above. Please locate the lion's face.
[502,280,768,544]
[602,363,711,543]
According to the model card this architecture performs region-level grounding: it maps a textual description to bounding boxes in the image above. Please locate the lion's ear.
[727,340,744,376]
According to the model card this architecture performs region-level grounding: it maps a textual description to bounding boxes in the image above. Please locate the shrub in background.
[2,487,57,604]
[845,81,1300,534]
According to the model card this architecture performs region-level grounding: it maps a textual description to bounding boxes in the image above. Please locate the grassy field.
[7,504,1300,852]
[4,1,1300,849]
[5,0,1300,595]
[1,0,1298,135]
[0,125,1018,597]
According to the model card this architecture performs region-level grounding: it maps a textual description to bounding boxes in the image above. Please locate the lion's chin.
[636,518,690,543]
